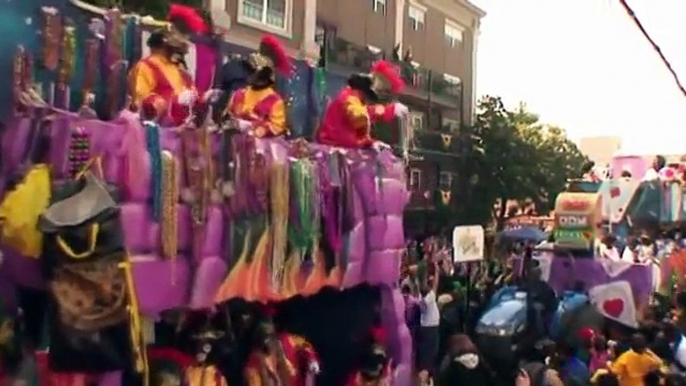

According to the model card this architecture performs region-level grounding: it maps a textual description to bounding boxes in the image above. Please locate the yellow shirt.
[227,87,286,137]
[128,53,190,108]
[610,349,662,386]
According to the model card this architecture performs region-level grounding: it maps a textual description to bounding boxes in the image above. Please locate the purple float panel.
[516,253,654,308]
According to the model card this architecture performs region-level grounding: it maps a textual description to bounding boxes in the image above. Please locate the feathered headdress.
[248,35,292,77]
[370,60,405,94]
[168,4,209,35]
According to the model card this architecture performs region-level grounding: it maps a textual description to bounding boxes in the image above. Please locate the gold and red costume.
[224,35,291,138]
[317,61,405,148]
[128,4,209,125]
[244,333,319,386]
[226,86,287,137]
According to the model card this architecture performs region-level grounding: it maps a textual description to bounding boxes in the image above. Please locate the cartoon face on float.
[553,192,602,250]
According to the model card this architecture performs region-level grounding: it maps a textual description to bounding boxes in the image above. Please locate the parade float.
[0,1,413,385]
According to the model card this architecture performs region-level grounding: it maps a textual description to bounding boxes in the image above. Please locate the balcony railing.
[395,60,462,100]
[325,37,382,72]
[323,37,462,101]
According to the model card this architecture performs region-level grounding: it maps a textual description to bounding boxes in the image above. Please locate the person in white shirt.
[417,268,440,382]
[643,155,666,181]
[598,235,621,261]
[620,236,638,263]
[637,234,656,263]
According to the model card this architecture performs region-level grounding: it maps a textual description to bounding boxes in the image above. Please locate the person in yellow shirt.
[224,35,292,138]
[610,334,662,386]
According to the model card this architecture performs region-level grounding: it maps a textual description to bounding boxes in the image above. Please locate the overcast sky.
[471,0,686,154]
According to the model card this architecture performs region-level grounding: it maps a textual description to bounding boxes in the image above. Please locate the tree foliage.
[460,96,589,230]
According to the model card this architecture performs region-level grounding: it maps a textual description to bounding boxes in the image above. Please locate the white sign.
[452,225,485,262]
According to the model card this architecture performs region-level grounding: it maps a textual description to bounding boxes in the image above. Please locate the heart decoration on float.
[589,280,637,328]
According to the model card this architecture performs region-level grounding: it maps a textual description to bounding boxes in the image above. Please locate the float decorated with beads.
[0,0,413,385]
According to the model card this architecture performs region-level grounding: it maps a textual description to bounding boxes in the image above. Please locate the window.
[408,3,426,31]
[409,111,424,131]
[442,118,460,132]
[444,21,464,48]
[239,0,290,34]
[373,0,386,14]
[439,172,453,190]
[410,168,422,191]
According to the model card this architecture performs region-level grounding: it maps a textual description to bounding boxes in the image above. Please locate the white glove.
[235,119,253,132]
[393,102,409,118]
[203,89,223,103]
[373,141,391,152]
[178,89,198,106]
[308,361,320,374]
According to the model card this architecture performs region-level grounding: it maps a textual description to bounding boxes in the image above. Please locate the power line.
[618,0,686,98]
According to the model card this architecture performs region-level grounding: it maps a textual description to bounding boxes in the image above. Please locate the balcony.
[371,122,462,163]
[322,37,462,108]
[396,60,462,104]
[325,37,382,73]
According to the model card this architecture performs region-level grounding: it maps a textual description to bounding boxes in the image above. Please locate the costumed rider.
[244,307,320,386]
[346,327,392,386]
[224,35,291,138]
[316,60,409,149]
[128,4,218,125]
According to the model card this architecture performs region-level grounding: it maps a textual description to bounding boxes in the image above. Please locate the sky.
[470,0,686,154]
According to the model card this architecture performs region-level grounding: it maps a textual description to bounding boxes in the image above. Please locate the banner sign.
[452,225,484,262]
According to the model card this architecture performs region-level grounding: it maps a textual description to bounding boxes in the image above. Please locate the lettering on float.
[555,195,595,246]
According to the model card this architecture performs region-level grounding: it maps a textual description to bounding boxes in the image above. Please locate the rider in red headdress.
[224,35,291,137]
[128,4,214,125]
[316,60,409,148]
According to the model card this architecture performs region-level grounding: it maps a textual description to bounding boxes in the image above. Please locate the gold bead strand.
[161,151,179,283]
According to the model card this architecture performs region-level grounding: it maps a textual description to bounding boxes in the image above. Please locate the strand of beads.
[68,127,91,178]
[144,121,162,222]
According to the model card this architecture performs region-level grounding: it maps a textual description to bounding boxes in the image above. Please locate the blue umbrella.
[499,226,547,242]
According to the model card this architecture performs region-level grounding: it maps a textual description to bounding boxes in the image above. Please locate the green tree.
[459,96,588,230]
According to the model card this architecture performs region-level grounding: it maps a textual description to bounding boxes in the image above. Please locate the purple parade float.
[0,1,413,384]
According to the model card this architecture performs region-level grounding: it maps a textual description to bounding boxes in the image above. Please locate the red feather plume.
[371,60,405,93]
[168,4,209,34]
[147,347,193,369]
[259,34,292,75]
[370,327,387,344]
